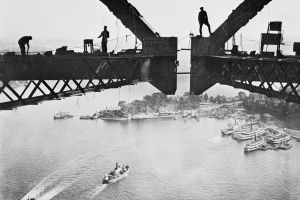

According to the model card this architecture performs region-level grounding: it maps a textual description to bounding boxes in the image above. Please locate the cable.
[85,92,96,101]
[76,97,80,108]
[114,18,120,52]
[178,34,190,42]
[128,85,130,102]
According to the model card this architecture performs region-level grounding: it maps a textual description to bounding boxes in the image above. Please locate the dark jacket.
[100,30,110,43]
[198,10,208,23]
[18,36,31,46]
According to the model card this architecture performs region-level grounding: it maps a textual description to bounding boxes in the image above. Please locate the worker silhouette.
[198,7,211,37]
[98,26,110,53]
[18,36,32,56]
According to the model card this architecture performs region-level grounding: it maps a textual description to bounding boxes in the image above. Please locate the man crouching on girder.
[18,36,32,56]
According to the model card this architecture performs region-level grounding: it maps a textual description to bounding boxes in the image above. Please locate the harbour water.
[1,82,300,200]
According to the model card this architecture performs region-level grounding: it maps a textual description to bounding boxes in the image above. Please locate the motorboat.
[102,163,129,184]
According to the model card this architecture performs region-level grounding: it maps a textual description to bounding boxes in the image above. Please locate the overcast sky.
[0,0,297,53]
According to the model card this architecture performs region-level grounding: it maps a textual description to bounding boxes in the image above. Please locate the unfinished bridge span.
[1,0,300,110]
[0,0,177,110]
[190,0,300,104]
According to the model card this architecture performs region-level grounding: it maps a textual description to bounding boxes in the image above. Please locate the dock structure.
[190,0,300,103]
[1,0,300,110]
[0,0,177,110]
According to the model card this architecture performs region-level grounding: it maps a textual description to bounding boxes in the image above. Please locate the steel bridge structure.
[190,0,300,104]
[0,0,300,110]
[0,0,177,110]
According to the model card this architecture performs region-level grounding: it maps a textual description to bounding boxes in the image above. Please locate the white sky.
[0,0,298,53]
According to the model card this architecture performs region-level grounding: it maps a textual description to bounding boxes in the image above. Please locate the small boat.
[244,138,266,152]
[283,128,300,140]
[221,127,234,136]
[101,117,130,121]
[53,111,73,120]
[278,143,292,150]
[80,112,99,120]
[80,115,97,120]
[102,163,130,184]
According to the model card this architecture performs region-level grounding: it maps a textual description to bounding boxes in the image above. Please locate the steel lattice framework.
[0,56,144,110]
[0,79,131,110]
[219,57,300,103]
[189,0,300,104]
[0,0,178,110]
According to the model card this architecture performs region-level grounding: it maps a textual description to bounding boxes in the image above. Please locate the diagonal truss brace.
[0,59,141,110]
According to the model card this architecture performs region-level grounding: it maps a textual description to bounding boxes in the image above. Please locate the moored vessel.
[53,111,73,120]
[283,128,300,140]
[267,134,292,144]
[98,109,130,121]
[244,138,266,152]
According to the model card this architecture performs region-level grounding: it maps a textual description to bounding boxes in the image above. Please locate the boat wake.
[21,156,86,200]
[87,184,107,199]
[37,178,78,200]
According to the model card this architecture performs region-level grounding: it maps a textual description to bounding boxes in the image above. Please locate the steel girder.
[193,56,300,104]
[0,56,144,110]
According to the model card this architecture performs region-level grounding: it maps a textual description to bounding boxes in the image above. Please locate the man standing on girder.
[198,7,211,37]
[18,36,32,56]
[98,26,110,53]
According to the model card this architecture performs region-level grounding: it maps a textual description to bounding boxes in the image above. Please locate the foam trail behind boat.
[21,156,84,200]
[87,184,107,199]
[37,178,78,200]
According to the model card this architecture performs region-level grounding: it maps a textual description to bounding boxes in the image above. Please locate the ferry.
[234,129,266,141]
[157,112,176,119]
[102,163,129,184]
[231,127,252,138]
[267,134,292,144]
[131,113,157,120]
[53,111,73,120]
[244,138,267,152]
